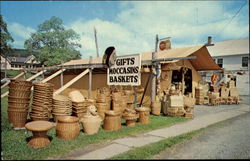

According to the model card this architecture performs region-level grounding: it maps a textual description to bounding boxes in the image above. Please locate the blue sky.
[1,0,249,58]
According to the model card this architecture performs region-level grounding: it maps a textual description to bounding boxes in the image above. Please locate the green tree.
[0,14,14,54]
[24,16,82,66]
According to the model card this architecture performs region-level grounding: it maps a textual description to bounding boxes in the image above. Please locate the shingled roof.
[206,37,249,57]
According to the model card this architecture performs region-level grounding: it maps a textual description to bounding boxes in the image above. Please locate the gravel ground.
[152,96,250,159]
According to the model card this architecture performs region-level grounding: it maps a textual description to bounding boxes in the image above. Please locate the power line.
[217,1,247,36]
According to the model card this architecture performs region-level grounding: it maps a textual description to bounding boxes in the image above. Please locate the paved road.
[152,111,250,159]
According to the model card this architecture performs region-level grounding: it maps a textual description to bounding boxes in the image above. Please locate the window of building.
[242,57,248,67]
[217,58,223,68]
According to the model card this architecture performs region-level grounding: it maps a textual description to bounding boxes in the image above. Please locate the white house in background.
[0,55,11,70]
[201,37,249,95]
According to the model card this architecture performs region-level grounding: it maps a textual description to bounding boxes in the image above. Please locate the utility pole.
[94,27,99,57]
[151,34,158,102]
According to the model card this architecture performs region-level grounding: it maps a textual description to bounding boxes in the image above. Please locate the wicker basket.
[9,89,31,98]
[96,103,108,120]
[8,101,30,109]
[135,107,150,124]
[96,93,107,103]
[103,110,121,131]
[151,101,161,116]
[8,110,28,128]
[8,96,31,103]
[56,116,80,140]
[9,80,32,90]
[80,116,102,135]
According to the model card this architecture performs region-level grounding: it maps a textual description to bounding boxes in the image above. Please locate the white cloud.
[8,1,248,57]
[67,1,248,59]
[9,23,35,39]
[8,23,35,48]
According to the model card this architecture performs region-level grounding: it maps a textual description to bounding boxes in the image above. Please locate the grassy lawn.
[1,69,33,79]
[1,96,189,160]
[108,129,203,160]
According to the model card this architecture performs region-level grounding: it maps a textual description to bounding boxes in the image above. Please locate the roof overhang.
[63,45,221,71]
[141,45,222,71]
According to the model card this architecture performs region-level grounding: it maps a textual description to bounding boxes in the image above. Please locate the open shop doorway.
[171,67,192,95]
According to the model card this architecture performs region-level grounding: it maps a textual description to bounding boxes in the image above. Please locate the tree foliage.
[24,16,82,66]
[0,14,14,54]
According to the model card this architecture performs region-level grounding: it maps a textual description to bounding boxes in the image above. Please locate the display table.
[25,120,54,148]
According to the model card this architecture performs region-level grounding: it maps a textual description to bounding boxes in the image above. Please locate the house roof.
[206,37,249,57]
[7,56,27,63]
[64,45,221,71]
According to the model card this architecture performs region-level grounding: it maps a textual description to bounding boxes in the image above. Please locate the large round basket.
[80,116,102,135]
[103,110,121,131]
[135,107,150,124]
[56,116,80,140]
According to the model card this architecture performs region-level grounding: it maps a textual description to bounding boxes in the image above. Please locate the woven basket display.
[9,80,33,90]
[8,101,30,109]
[135,107,150,124]
[111,92,122,102]
[151,101,161,116]
[31,82,53,121]
[96,102,108,120]
[68,90,85,102]
[122,112,139,127]
[80,116,102,135]
[56,116,80,140]
[25,121,54,148]
[8,109,28,128]
[103,110,121,131]
[7,80,32,128]
[96,93,107,103]
[9,89,31,98]
[8,96,30,103]
[52,95,72,121]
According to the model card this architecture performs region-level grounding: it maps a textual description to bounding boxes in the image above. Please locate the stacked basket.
[30,82,54,121]
[52,95,72,121]
[68,90,86,119]
[8,79,33,128]
[96,88,110,120]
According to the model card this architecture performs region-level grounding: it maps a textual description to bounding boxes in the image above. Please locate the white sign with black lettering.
[107,54,141,86]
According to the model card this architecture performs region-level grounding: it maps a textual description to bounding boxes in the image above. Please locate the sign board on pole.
[107,54,141,86]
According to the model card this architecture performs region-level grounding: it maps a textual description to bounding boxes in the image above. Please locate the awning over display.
[63,45,221,71]
[141,45,221,71]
